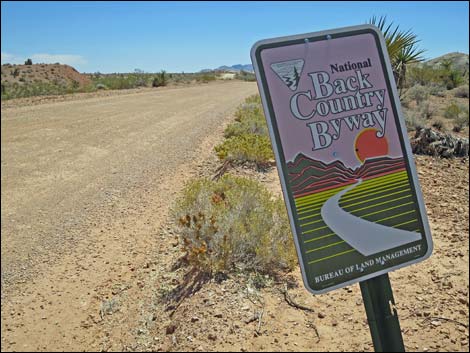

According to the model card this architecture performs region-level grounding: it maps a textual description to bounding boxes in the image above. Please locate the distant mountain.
[288,154,406,197]
[200,64,254,73]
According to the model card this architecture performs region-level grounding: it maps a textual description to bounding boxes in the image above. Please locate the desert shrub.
[152,70,167,87]
[172,175,296,274]
[452,107,469,132]
[234,102,263,121]
[431,119,445,131]
[196,73,216,83]
[225,101,267,138]
[24,58,32,65]
[215,134,274,168]
[95,83,107,90]
[406,85,430,104]
[428,84,446,97]
[235,70,256,82]
[224,115,268,138]
[453,85,469,98]
[443,102,464,120]
[404,111,425,131]
[12,68,20,78]
[444,70,464,90]
[417,101,434,120]
[407,65,441,86]
[244,94,262,105]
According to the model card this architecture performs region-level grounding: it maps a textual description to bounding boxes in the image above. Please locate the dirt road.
[1,81,258,351]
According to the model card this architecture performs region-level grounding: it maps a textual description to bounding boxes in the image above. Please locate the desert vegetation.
[172,175,296,275]
[0,64,252,100]
[214,95,274,169]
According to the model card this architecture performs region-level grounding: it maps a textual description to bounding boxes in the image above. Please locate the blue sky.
[1,1,468,73]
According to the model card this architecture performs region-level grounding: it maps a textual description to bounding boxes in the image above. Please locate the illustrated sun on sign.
[354,128,389,163]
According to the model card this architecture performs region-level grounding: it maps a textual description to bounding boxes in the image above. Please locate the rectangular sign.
[251,24,433,294]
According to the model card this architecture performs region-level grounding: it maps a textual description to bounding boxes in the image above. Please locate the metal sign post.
[360,274,405,352]
[250,24,433,352]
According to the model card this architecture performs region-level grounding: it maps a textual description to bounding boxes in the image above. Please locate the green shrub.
[24,58,32,65]
[406,85,429,104]
[152,70,167,87]
[407,65,441,86]
[444,102,464,120]
[224,115,268,138]
[452,107,469,132]
[172,175,297,274]
[215,134,274,168]
[235,70,256,82]
[244,94,262,105]
[225,102,268,138]
[196,73,216,83]
[428,84,446,97]
[417,101,434,120]
[404,111,425,131]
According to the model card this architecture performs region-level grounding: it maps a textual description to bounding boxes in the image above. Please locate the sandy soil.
[125,155,468,353]
[0,81,258,351]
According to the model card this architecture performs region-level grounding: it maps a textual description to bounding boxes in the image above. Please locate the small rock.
[458,298,468,305]
[214,313,223,318]
[191,316,199,323]
[166,325,176,335]
[431,320,441,327]
[318,312,326,319]
[208,333,217,341]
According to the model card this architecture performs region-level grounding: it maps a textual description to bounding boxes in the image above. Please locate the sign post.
[361,274,405,352]
[251,24,433,351]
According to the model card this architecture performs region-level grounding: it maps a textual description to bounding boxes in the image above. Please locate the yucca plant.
[369,16,425,92]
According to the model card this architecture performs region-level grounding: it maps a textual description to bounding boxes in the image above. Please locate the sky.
[1,1,469,73]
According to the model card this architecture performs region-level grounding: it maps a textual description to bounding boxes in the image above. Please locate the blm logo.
[270,59,304,91]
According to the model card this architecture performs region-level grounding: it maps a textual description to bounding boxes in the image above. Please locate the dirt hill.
[1,63,91,88]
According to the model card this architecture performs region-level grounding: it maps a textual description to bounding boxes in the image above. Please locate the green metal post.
[360,273,405,352]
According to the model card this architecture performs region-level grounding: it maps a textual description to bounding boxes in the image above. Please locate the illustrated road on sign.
[251,25,433,294]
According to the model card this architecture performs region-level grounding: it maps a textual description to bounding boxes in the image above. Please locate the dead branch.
[281,284,315,313]
[212,160,231,181]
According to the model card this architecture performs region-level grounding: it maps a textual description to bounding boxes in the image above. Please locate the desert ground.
[1,80,468,352]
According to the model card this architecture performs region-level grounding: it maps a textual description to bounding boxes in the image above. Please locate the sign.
[251,25,433,294]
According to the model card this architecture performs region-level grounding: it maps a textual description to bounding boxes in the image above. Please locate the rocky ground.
[123,151,469,352]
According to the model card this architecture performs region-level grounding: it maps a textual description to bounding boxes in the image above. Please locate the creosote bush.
[172,175,297,275]
[215,133,274,168]
[406,84,430,104]
[444,102,465,120]
[216,94,274,167]
[404,111,425,131]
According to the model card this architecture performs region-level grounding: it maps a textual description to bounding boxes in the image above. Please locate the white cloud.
[30,53,87,66]
[1,52,86,67]
[1,52,21,64]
